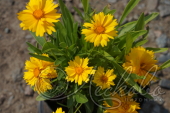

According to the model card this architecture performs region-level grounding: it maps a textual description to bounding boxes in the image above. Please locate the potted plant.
[17,0,170,113]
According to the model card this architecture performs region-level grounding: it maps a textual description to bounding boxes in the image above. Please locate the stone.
[158,4,170,17]
[11,68,22,82]
[147,0,158,11]
[156,34,167,48]
[138,3,145,10]
[4,28,10,33]
[0,94,5,105]
[24,86,34,96]
[25,35,32,39]
[159,79,170,89]
[154,30,162,38]
[7,95,14,106]
[153,96,165,105]
[160,0,170,5]
[107,0,117,3]
[158,53,170,63]
[140,101,169,113]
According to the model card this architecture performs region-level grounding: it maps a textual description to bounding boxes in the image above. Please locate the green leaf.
[84,100,94,113]
[29,53,54,62]
[118,21,136,36]
[131,73,145,79]
[134,39,148,46]
[118,30,147,49]
[97,106,103,113]
[119,13,158,37]
[125,33,133,54]
[160,59,170,69]
[135,13,145,31]
[146,47,168,53]
[67,96,74,108]
[145,12,159,24]
[119,0,140,25]
[74,7,84,19]
[42,42,58,53]
[75,93,88,103]
[59,42,67,48]
[105,98,113,106]
[81,0,89,13]
[68,107,73,113]
[103,5,116,15]
[26,42,42,54]
[30,31,46,46]
[36,95,48,101]
[55,57,66,65]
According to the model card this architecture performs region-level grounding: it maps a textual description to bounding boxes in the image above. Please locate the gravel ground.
[0,0,170,113]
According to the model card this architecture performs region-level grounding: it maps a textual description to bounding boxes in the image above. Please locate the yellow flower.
[123,46,159,86]
[65,56,93,85]
[82,12,118,47]
[104,90,140,113]
[24,54,57,93]
[17,0,61,37]
[53,107,65,113]
[93,67,116,89]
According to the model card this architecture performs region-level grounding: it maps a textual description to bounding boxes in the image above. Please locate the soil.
[0,0,170,113]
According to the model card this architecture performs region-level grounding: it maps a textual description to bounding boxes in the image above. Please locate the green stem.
[74,103,83,113]
[57,102,68,108]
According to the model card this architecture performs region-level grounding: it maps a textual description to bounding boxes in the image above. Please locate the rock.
[4,28,10,33]
[147,0,158,11]
[0,95,5,105]
[140,101,169,113]
[160,0,170,5]
[133,14,139,20]
[158,53,170,63]
[153,96,165,105]
[138,3,145,10]
[107,0,117,3]
[158,4,170,17]
[156,34,167,48]
[162,67,170,76]
[154,30,162,38]
[25,35,32,39]
[24,86,34,96]
[11,68,22,82]
[7,95,14,106]
[78,3,83,9]
[159,79,170,89]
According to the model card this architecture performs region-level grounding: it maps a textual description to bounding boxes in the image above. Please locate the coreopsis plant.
[17,0,170,113]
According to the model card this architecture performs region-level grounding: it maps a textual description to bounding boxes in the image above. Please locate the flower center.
[101,75,108,83]
[34,68,40,77]
[95,26,105,34]
[140,63,146,69]
[75,67,84,75]
[33,9,44,19]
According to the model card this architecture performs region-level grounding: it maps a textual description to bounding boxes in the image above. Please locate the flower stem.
[74,103,83,113]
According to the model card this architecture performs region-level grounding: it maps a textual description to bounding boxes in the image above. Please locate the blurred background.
[0,0,170,112]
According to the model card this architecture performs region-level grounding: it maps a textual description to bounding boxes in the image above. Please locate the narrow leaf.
[119,0,140,25]
[125,33,133,54]
[135,13,145,31]
[29,53,54,62]
[160,59,170,69]
[75,93,88,103]
[26,42,42,54]
[146,47,168,53]
[30,31,46,46]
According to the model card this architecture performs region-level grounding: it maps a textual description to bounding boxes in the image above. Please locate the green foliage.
[75,93,88,103]
[30,31,45,46]
[22,0,169,112]
[119,0,140,25]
